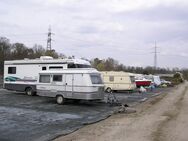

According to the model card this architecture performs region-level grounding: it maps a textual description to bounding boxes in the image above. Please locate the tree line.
[1,36,188,80]
[90,58,174,74]
[0,37,64,74]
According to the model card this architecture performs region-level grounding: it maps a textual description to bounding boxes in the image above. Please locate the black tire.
[106,87,112,93]
[25,87,35,96]
[56,95,65,105]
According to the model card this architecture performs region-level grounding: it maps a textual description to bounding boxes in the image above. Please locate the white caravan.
[153,75,161,86]
[37,69,104,104]
[100,71,136,92]
[3,56,91,95]
[145,75,161,86]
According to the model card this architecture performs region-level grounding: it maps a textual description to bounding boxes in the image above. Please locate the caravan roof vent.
[40,56,53,60]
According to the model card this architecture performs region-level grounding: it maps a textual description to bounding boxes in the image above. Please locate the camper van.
[3,56,91,94]
[37,69,104,104]
[100,71,136,92]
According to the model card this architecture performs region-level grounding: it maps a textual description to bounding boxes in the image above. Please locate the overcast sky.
[0,0,188,68]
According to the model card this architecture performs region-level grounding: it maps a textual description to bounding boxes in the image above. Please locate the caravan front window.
[90,74,103,84]
[39,75,51,83]
[68,64,76,68]
[76,64,91,68]
[68,64,91,68]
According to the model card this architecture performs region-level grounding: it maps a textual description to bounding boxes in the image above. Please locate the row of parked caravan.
[100,71,171,93]
[3,57,171,104]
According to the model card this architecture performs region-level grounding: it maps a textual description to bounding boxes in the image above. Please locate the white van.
[4,56,91,94]
[100,71,136,92]
[36,69,104,104]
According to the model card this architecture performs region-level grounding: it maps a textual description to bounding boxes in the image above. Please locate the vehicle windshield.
[90,74,103,84]
[76,64,91,68]
[68,63,91,68]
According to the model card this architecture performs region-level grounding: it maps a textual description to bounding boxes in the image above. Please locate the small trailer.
[36,69,104,104]
[100,71,136,92]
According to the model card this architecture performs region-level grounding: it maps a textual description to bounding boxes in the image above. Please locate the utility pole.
[46,26,54,51]
[154,41,157,70]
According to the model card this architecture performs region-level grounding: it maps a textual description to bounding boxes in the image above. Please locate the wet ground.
[0,88,170,141]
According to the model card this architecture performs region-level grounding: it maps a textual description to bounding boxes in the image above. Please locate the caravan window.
[109,76,114,82]
[53,75,62,82]
[90,74,103,84]
[42,67,47,70]
[39,75,51,83]
[130,76,135,83]
[68,64,91,68]
[68,64,76,68]
[76,64,91,68]
[8,67,16,74]
[49,66,63,69]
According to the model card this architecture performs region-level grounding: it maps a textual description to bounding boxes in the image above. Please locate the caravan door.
[51,74,65,92]
[65,74,74,97]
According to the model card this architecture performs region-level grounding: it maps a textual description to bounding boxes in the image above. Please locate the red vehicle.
[135,79,152,87]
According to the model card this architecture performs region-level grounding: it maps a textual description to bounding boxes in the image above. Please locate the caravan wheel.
[106,87,112,93]
[25,87,35,96]
[56,95,65,105]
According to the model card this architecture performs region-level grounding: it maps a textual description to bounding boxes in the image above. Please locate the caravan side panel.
[4,82,36,92]
[4,64,42,82]
[37,72,104,100]
[4,64,40,92]
[101,72,136,91]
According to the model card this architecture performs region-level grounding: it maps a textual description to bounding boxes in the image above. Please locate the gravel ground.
[0,87,170,141]
[0,90,114,141]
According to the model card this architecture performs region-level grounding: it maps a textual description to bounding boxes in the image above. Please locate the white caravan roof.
[4,57,90,66]
[39,68,100,74]
[100,71,134,76]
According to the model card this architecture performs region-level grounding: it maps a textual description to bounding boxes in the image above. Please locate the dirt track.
[55,82,188,141]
